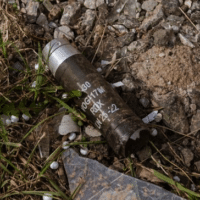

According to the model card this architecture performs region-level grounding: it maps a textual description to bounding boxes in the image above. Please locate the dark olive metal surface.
[43,39,150,156]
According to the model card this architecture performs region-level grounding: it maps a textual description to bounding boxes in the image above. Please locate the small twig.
[179,7,199,32]
[91,23,107,63]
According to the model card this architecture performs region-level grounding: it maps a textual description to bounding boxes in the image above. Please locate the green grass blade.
[0,163,13,175]
[153,170,200,198]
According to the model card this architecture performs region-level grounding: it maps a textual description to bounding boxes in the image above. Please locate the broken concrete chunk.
[179,33,195,48]
[142,0,158,12]
[60,2,81,26]
[127,40,146,52]
[58,114,79,135]
[62,148,185,200]
[54,26,74,40]
[153,29,169,46]
[85,125,102,137]
[26,0,39,23]
[84,0,104,9]
[140,4,164,31]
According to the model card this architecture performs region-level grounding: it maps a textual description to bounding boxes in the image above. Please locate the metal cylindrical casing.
[43,38,150,156]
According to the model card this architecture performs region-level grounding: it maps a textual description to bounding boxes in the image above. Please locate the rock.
[191,1,200,11]
[191,11,200,24]
[153,29,169,46]
[180,148,194,167]
[82,9,96,32]
[161,15,184,32]
[113,24,128,35]
[140,4,164,31]
[24,24,44,37]
[117,15,140,29]
[162,0,180,16]
[184,0,192,8]
[117,32,135,47]
[57,114,80,135]
[48,21,58,29]
[190,110,200,135]
[54,26,74,40]
[122,74,135,92]
[84,0,104,9]
[142,111,158,124]
[178,33,195,48]
[127,39,146,52]
[194,160,200,172]
[137,146,152,161]
[85,125,102,137]
[142,0,158,12]
[26,0,39,23]
[123,0,137,18]
[139,97,150,108]
[155,113,162,122]
[36,13,49,32]
[43,0,61,20]
[190,104,197,112]
[60,2,81,26]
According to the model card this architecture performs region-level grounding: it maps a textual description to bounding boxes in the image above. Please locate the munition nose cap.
[42,38,70,62]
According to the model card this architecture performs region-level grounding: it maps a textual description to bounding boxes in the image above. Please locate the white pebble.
[111,81,124,88]
[69,132,76,141]
[96,67,102,72]
[31,81,36,88]
[43,193,53,200]
[159,53,165,57]
[62,93,68,99]
[62,141,70,150]
[173,176,180,182]
[50,161,59,170]
[11,115,19,123]
[5,119,11,125]
[22,114,30,121]
[184,0,192,8]
[154,113,162,122]
[35,63,39,70]
[151,128,158,136]
[80,148,88,155]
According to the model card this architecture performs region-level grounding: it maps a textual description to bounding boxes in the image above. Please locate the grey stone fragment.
[179,33,195,48]
[82,9,96,32]
[153,29,169,46]
[191,11,200,24]
[127,39,146,52]
[36,13,49,32]
[184,0,192,8]
[48,21,58,29]
[191,1,200,11]
[62,148,185,200]
[60,2,81,25]
[180,148,194,167]
[57,114,79,135]
[117,32,135,47]
[162,0,180,16]
[54,26,74,40]
[117,15,140,28]
[26,0,39,23]
[122,74,135,92]
[123,0,137,18]
[84,0,104,9]
[142,0,158,12]
[140,4,164,31]
[139,98,150,108]
[113,24,128,35]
